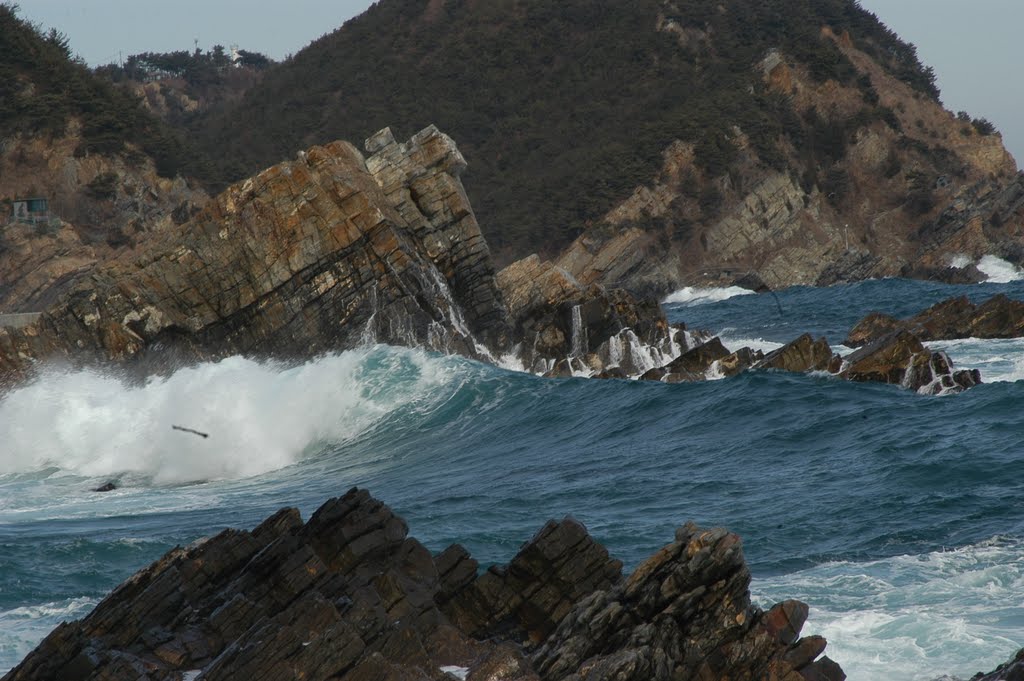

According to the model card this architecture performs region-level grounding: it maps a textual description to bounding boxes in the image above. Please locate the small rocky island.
[3,488,845,681]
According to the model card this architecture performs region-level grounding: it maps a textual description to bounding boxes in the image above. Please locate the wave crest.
[0,347,459,484]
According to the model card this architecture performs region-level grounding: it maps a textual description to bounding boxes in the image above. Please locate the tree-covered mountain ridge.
[182,0,1023,290]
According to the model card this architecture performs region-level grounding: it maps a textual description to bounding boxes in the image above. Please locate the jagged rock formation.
[634,330,980,395]
[840,330,980,395]
[3,488,844,681]
[496,254,684,376]
[0,127,687,386]
[0,126,514,384]
[0,124,988,397]
[846,294,1024,346]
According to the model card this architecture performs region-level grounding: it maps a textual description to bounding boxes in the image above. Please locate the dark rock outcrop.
[845,294,1024,347]
[4,489,843,681]
[756,333,840,374]
[841,330,980,394]
[496,254,683,376]
[658,336,729,382]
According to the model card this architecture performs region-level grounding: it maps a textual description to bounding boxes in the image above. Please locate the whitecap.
[976,255,1023,283]
[662,286,755,306]
[717,335,785,355]
[0,347,461,485]
[929,337,1024,383]
[752,537,1024,681]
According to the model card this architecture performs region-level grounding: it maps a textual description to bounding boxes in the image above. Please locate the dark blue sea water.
[3,275,1024,680]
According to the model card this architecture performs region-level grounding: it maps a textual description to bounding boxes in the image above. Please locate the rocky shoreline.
[0,126,1011,397]
[3,488,845,681]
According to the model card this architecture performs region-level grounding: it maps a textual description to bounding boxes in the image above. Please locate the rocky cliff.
[3,488,845,681]
[178,0,1023,293]
[564,30,1023,293]
[0,129,208,312]
[0,126,517,384]
[0,122,993,398]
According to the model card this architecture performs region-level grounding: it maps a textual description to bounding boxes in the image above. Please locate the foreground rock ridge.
[4,488,845,681]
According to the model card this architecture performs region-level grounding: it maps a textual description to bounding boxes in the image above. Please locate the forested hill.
[0,3,200,178]
[188,0,951,259]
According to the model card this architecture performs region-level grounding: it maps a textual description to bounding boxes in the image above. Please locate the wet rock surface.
[4,489,843,681]
[846,294,1024,347]
[756,333,840,374]
[840,330,980,395]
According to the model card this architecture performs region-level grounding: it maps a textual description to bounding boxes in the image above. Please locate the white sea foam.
[977,255,1024,283]
[929,337,1024,383]
[662,286,755,306]
[0,597,96,673]
[0,348,456,484]
[716,334,785,355]
[950,254,974,269]
[753,538,1024,681]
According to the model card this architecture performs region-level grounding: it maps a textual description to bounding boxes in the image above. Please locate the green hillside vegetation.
[0,3,200,177]
[187,0,940,257]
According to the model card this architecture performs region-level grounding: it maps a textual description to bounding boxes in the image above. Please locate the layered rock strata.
[0,127,515,383]
[4,488,844,681]
[845,294,1024,346]
[496,254,685,376]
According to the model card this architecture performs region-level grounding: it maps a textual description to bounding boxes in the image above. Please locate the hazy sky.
[13,0,1024,165]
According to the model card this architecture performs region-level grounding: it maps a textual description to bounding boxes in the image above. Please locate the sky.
[12,0,1024,165]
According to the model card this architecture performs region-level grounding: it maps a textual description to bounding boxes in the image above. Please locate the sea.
[2,257,1024,680]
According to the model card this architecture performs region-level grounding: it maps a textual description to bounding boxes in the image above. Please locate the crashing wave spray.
[0,348,456,484]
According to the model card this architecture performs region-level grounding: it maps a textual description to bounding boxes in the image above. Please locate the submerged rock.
[4,489,843,681]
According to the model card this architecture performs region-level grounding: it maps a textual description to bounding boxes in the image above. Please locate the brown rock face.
[844,312,902,347]
[842,330,926,384]
[660,336,729,382]
[845,294,1024,346]
[756,333,840,373]
[0,126,511,384]
[841,330,980,394]
[496,254,682,375]
[4,489,843,681]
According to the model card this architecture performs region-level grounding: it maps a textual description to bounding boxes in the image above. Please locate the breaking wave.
[662,286,755,306]
[0,347,461,485]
